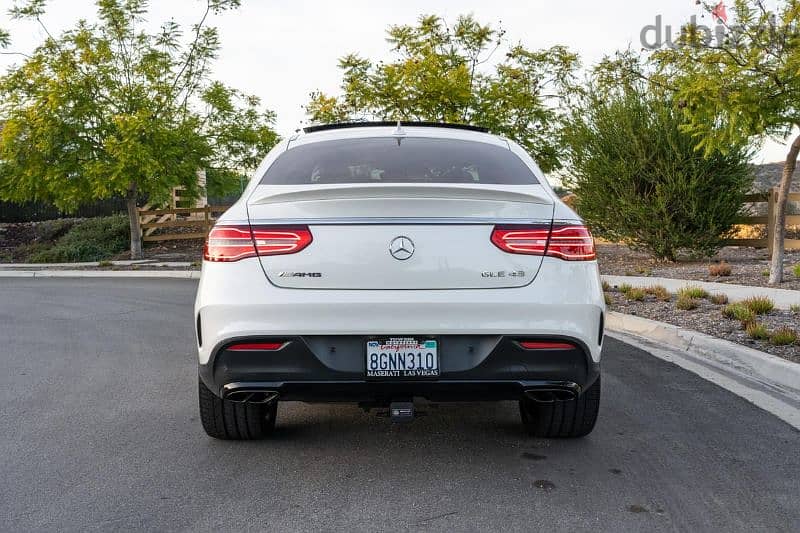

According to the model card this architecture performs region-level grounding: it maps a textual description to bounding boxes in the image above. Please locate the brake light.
[204,225,313,262]
[491,224,595,261]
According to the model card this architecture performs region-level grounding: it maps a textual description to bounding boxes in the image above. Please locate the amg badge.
[278,272,322,278]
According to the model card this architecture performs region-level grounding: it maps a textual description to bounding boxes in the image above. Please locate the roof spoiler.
[302,121,489,134]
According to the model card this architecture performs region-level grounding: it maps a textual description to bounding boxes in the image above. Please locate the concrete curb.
[602,275,800,310]
[606,311,800,400]
[0,270,200,279]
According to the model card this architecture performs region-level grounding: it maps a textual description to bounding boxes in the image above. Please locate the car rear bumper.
[198,335,600,402]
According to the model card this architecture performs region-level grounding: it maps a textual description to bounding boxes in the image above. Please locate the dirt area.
[598,243,800,290]
[606,287,799,363]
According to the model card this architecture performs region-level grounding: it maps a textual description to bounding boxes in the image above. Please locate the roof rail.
[302,121,489,134]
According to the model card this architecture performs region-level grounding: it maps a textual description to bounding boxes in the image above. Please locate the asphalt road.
[0,278,798,532]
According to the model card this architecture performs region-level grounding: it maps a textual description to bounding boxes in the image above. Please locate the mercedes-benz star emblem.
[389,236,415,260]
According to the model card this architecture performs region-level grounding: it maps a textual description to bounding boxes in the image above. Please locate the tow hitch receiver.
[390,401,414,423]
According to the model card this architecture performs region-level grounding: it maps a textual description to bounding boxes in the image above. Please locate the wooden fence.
[729,188,800,253]
[137,205,231,242]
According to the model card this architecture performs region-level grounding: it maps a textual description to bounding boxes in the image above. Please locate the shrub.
[745,322,770,340]
[761,269,770,277]
[678,286,708,299]
[708,262,732,276]
[602,280,611,292]
[604,293,613,306]
[790,304,800,314]
[28,215,129,263]
[562,86,752,260]
[710,293,729,305]
[626,288,646,301]
[635,266,652,276]
[794,264,800,277]
[741,296,774,315]
[619,283,633,295]
[723,303,755,323]
[769,327,798,346]
[645,285,671,301]
[676,295,699,310]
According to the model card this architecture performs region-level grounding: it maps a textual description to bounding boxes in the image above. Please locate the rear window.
[260,137,539,185]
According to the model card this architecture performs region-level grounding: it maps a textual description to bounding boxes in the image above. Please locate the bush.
[602,280,611,292]
[604,292,613,306]
[710,293,729,305]
[708,262,732,276]
[678,286,708,299]
[770,327,798,346]
[619,283,633,295]
[645,285,671,301]
[676,295,699,310]
[745,322,770,340]
[722,303,755,323]
[28,215,129,263]
[791,304,800,314]
[563,86,752,260]
[794,264,800,277]
[741,296,774,315]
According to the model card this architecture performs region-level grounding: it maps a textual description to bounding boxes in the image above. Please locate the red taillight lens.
[204,225,313,262]
[546,225,596,261]
[227,342,286,351]
[490,225,550,255]
[491,224,595,261]
[519,341,575,350]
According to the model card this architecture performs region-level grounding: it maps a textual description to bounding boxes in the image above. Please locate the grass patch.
[790,304,800,314]
[741,296,774,315]
[708,262,732,276]
[677,286,708,299]
[745,322,770,340]
[761,269,770,277]
[770,327,798,346]
[619,283,633,295]
[794,264,800,277]
[644,285,671,301]
[28,215,129,263]
[676,295,699,310]
[709,293,729,305]
[625,288,646,301]
[604,293,613,306]
[722,303,755,323]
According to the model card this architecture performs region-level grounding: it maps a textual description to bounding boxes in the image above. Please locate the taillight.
[491,224,595,261]
[203,225,313,262]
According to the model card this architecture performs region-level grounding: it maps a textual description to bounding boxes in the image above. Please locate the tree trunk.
[126,182,144,260]
[768,134,800,285]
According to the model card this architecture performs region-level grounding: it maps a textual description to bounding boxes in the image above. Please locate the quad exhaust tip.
[524,388,577,403]
[225,390,279,404]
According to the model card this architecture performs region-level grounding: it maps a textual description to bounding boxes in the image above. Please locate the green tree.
[563,78,753,260]
[305,14,579,173]
[652,0,800,283]
[0,0,278,259]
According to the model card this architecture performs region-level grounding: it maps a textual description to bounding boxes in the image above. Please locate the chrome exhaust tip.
[524,388,576,403]
[225,390,279,404]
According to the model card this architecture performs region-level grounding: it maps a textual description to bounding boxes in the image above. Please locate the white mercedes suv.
[195,122,604,439]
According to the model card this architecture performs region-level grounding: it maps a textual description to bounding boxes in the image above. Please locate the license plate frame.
[365,337,440,379]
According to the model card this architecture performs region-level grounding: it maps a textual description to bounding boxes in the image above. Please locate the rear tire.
[198,377,277,440]
[519,375,600,438]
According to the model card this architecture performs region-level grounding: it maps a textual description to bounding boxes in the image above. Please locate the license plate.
[366,337,439,378]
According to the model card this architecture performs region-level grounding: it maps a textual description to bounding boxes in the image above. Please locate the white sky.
[0,0,791,164]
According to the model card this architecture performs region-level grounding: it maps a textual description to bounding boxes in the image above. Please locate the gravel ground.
[598,244,800,290]
[606,288,800,363]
